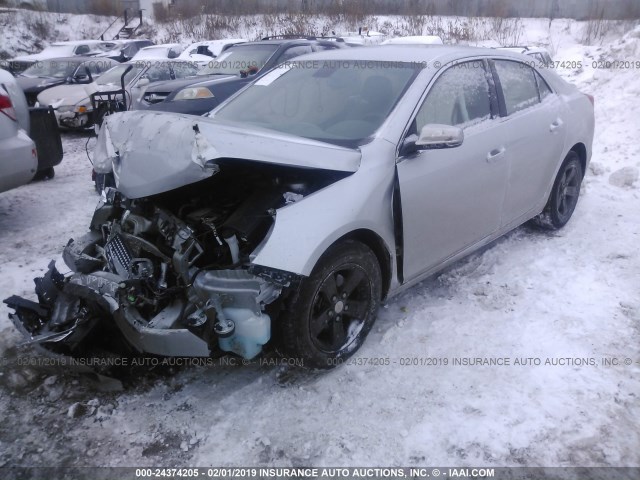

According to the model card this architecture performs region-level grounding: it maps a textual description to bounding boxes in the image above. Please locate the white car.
[178,39,248,66]
[10,40,115,64]
[130,44,186,61]
[0,69,37,194]
[339,28,387,46]
[38,60,199,129]
[382,35,444,46]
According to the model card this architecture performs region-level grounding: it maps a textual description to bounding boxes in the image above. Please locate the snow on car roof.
[131,44,185,60]
[178,39,248,59]
[290,44,532,65]
[381,35,444,45]
[498,46,550,55]
[50,40,111,46]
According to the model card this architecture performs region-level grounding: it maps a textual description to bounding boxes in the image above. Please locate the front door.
[396,60,510,281]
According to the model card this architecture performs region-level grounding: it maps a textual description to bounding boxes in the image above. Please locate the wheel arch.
[328,229,393,300]
[569,142,587,178]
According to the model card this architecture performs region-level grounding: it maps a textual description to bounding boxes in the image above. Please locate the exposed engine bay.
[5,161,346,360]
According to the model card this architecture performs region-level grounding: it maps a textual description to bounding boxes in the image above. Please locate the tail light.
[0,92,17,121]
[585,93,594,107]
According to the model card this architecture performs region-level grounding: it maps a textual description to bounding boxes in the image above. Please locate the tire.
[531,151,583,230]
[279,240,382,369]
[32,167,55,181]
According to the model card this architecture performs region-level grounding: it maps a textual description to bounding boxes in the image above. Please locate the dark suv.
[132,36,348,115]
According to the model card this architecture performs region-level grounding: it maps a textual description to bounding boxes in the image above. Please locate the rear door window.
[494,60,540,115]
[143,64,172,82]
[74,45,90,55]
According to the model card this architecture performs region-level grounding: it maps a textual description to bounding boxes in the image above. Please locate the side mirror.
[73,66,93,84]
[136,77,150,87]
[416,124,464,149]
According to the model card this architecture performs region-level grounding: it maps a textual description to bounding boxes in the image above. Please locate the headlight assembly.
[174,87,214,101]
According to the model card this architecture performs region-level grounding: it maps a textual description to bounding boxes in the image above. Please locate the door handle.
[550,118,564,132]
[486,146,506,163]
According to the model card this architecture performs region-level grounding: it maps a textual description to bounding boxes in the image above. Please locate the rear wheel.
[531,151,583,230]
[279,240,382,369]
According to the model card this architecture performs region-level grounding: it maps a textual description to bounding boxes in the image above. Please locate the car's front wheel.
[532,151,583,230]
[279,240,382,369]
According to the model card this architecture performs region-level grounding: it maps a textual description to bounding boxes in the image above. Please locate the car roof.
[25,56,108,63]
[382,35,444,45]
[50,40,109,46]
[123,59,194,65]
[498,46,549,54]
[188,39,247,46]
[139,43,182,50]
[292,44,528,64]
[242,38,334,46]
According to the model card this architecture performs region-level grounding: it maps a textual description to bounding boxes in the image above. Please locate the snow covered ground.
[0,15,639,469]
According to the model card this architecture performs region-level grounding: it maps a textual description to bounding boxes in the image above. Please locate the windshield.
[22,59,80,78]
[214,61,420,146]
[97,64,144,86]
[197,44,277,76]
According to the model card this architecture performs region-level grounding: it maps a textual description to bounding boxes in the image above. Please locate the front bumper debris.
[4,262,209,357]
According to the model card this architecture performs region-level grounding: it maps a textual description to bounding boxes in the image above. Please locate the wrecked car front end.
[5,111,360,361]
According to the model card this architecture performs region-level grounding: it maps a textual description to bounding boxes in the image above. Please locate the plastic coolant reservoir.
[218,308,271,360]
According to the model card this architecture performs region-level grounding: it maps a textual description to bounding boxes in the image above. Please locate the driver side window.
[415,60,491,133]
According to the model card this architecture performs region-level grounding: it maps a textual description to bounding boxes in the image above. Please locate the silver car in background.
[0,69,37,194]
[37,59,199,129]
[6,46,594,369]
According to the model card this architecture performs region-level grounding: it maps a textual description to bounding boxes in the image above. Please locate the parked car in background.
[339,28,387,45]
[131,43,186,61]
[134,37,348,115]
[498,46,553,66]
[7,40,116,74]
[37,59,199,129]
[0,69,37,194]
[382,35,444,45]
[5,46,594,368]
[93,39,155,63]
[16,57,118,106]
[178,39,248,66]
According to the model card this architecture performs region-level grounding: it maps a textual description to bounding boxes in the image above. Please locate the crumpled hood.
[17,76,63,92]
[94,111,361,199]
[38,82,124,107]
[37,83,89,107]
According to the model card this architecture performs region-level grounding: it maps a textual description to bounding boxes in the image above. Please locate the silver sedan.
[6,46,594,369]
[0,69,37,195]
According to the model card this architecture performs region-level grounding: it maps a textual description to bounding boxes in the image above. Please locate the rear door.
[491,59,567,225]
[396,60,510,281]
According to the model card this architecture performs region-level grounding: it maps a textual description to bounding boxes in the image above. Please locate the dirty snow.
[0,15,639,469]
